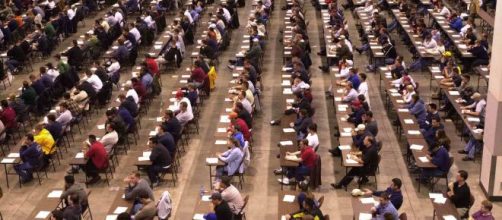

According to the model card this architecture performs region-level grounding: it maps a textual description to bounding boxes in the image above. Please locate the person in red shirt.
[83,135,109,184]
[131,77,147,99]
[276,139,317,185]
[0,100,17,133]
[144,54,159,76]
[228,112,250,141]
[190,61,206,88]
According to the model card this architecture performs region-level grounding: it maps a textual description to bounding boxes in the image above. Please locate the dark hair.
[117,212,132,220]
[221,176,232,187]
[392,178,402,189]
[149,136,159,144]
[303,198,316,209]
[69,194,79,205]
[364,111,373,118]
[308,123,317,132]
[458,170,468,180]
[428,103,437,110]
[88,135,96,142]
[380,192,390,200]
[165,110,174,118]
[359,73,367,81]
[1,100,8,107]
[25,134,34,141]
[51,210,64,220]
[64,175,75,184]
[47,114,56,122]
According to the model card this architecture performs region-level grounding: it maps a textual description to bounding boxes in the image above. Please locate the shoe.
[457,150,468,154]
[86,176,101,185]
[227,64,235,70]
[462,156,474,161]
[358,177,369,185]
[355,48,362,54]
[331,183,343,189]
[152,181,160,187]
[273,168,283,175]
[278,177,290,185]
[329,149,341,156]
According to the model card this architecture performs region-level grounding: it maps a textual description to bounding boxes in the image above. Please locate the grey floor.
[0,0,500,219]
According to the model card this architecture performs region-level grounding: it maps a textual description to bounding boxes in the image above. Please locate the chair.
[95,165,113,186]
[358,155,381,188]
[460,194,475,219]
[235,195,249,220]
[159,164,177,186]
[430,157,454,191]
[399,213,407,220]
[81,191,94,220]
[33,154,49,185]
[317,195,325,209]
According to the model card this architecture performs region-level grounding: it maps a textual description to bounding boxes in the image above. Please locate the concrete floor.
[0,0,501,219]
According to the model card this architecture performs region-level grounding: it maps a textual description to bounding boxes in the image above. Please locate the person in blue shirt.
[419,145,450,181]
[229,125,245,149]
[45,114,63,140]
[140,70,153,92]
[116,107,135,133]
[347,71,361,90]
[363,178,403,210]
[449,13,463,32]
[422,117,444,147]
[407,95,427,128]
[425,103,440,129]
[15,134,43,183]
[216,137,244,179]
[371,192,399,220]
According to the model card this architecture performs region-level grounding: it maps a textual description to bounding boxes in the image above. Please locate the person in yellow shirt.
[33,123,55,155]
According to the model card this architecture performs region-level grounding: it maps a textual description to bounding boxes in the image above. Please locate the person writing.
[371,193,399,220]
[363,178,403,210]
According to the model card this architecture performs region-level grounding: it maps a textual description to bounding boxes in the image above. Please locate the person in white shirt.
[129,24,141,42]
[291,78,309,94]
[101,123,119,153]
[46,63,60,82]
[423,34,438,52]
[85,70,103,92]
[437,2,451,17]
[107,58,121,75]
[236,91,252,114]
[220,6,232,22]
[143,15,155,28]
[184,9,194,24]
[67,7,76,20]
[460,19,474,36]
[173,90,192,113]
[342,82,359,103]
[306,124,320,151]
[175,35,185,57]
[176,102,193,126]
[461,92,486,117]
[358,73,370,107]
[218,176,244,215]
[402,85,416,103]
[56,102,73,128]
[125,83,139,104]
[114,10,124,26]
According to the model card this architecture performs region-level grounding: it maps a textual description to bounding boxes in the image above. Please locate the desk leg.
[432,209,436,220]
[208,166,213,190]
[3,164,9,188]
[281,171,284,190]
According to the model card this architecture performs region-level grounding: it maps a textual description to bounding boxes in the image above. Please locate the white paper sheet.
[404,119,414,124]
[1,158,15,163]
[97,124,105,130]
[143,151,152,157]
[7,153,20,158]
[410,144,424,150]
[105,215,118,220]
[193,214,205,220]
[283,195,296,202]
[35,211,51,219]
[217,128,227,133]
[467,117,480,122]
[206,157,219,164]
[283,128,295,133]
[360,197,376,204]
[215,140,228,145]
[47,190,63,198]
[339,145,351,150]
[75,152,84,159]
[201,195,211,201]
[359,213,372,220]
[408,130,420,135]
[138,157,150,161]
[280,141,294,146]
[449,91,460,96]
[398,109,409,112]
[418,156,429,163]
[220,115,230,123]
[443,215,457,220]
[113,207,128,214]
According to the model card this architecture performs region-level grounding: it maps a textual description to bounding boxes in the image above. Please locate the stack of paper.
[418,156,429,163]
[280,141,294,146]
[467,117,480,122]
[283,128,295,133]
[47,190,63,198]
[341,132,352,137]
[359,213,372,220]
[1,158,15,163]
[283,195,296,202]
[339,145,351,150]
[206,157,219,164]
[281,80,291,86]
[410,144,424,150]
[75,152,84,159]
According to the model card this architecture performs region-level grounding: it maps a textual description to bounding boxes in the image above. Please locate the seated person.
[418,144,449,182]
[175,102,194,126]
[471,200,495,220]
[422,117,444,147]
[284,198,324,220]
[205,192,233,220]
[347,99,366,125]
[82,135,108,185]
[447,170,471,217]
[45,114,63,140]
[101,124,119,154]
[461,92,486,117]
[216,137,245,179]
[133,195,157,220]
[14,134,43,183]
[371,192,399,219]
[61,175,88,210]
[332,136,379,189]
[363,178,403,210]
[147,136,172,187]
[63,194,82,220]
[276,140,317,185]
[216,176,245,216]
[123,171,155,214]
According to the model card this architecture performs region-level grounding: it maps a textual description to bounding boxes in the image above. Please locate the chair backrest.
[446,157,455,174]
[370,155,382,175]
[376,141,383,152]
[238,195,249,215]
[317,195,325,209]
[399,212,407,220]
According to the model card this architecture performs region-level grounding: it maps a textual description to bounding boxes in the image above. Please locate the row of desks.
[427,9,473,58]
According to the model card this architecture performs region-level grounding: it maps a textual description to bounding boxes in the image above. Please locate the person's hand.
[289,122,294,127]
[447,191,453,197]
[284,214,291,220]
[371,207,376,213]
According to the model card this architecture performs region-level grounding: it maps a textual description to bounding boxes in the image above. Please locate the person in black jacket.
[332,136,379,188]
[77,81,96,98]
[468,40,490,67]
[161,110,182,142]
[147,136,172,187]
[209,192,234,220]
[163,42,182,68]
[63,40,84,69]
[6,40,26,72]
[118,94,138,117]
[447,170,471,217]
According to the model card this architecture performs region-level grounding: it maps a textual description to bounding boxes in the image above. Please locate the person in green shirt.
[20,80,37,106]
[55,54,70,75]
[42,22,56,39]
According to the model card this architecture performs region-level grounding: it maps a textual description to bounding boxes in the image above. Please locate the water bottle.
[199,185,205,198]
